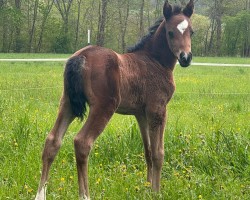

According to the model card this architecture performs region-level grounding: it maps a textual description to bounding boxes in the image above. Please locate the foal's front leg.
[35,96,74,200]
[147,109,166,192]
[136,115,152,183]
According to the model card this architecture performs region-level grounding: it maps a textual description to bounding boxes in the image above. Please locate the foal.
[35,0,194,199]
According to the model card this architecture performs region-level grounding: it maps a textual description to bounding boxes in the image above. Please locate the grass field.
[0,55,249,199]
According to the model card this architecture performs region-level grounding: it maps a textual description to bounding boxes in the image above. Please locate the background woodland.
[0,0,249,56]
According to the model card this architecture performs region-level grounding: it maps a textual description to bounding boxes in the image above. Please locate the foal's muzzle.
[178,52,192,67]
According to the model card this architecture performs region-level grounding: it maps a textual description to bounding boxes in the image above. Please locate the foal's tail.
[64,55,87,120]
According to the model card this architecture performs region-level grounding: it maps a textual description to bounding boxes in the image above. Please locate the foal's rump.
[64,46,121,119]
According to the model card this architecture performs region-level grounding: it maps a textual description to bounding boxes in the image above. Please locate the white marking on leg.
[79,195,90,200]
[177,19,188,34]
[35,186,46,200]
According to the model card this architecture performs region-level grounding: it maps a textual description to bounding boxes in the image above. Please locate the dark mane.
[127,17,164,53]
[127,5,183,53]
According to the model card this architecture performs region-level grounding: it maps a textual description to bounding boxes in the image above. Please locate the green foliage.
[191,14,210,56]
[51,34,72,53]
[0,1,249,54]
[0,57,249,199]
[223,11,250,56]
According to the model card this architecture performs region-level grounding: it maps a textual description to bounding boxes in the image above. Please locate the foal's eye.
[168,31,174,39]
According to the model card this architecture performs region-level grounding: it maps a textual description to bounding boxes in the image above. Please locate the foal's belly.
[116,92,145,115]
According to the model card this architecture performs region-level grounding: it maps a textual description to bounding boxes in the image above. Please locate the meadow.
[0,55,249,199]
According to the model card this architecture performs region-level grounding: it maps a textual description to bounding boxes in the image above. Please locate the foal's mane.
[127,17,164,53]
[127,5,183,53]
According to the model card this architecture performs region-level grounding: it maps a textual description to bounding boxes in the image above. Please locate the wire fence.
[0,86,249,96]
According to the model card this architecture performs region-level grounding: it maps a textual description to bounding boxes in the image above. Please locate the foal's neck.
[147,21,177,70]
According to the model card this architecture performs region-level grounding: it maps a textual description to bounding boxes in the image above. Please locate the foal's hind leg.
[35,95,74,200]
[74,103,117,200]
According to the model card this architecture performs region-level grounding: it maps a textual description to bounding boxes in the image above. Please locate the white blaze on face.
[177,19,189,34]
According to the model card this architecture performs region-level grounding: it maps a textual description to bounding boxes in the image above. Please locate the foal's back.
[72,45,175,116]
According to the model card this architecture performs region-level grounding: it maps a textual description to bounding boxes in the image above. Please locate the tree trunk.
[96,0,108,46]
[118,0,130,53]
[139,0,145,37]
[0,0,8,52]
[55,0,73,36]
[154,0,161,19]
[208,19,216,55]
[74,0,82,50]
[36,0,54,52]
[28,0,39,52]
[15,0,21,52]
[215,0,223,56]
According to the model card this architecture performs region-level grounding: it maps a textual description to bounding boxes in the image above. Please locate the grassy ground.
[0,57,249,199]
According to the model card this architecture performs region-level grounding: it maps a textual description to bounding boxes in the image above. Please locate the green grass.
[0,58,249,199]
[192,56,250,64]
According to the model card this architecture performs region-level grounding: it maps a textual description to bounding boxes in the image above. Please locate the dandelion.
[174,172,180,177]
[144,182,151,187]
[137,171,143,176]
[96,178,101,184]
[198,194,202,199]
[70,176,73,180]
[135,186,140,192]
[28,188,33,193]
[60,177,65,182]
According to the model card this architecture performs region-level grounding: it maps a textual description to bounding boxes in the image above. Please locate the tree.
[97,0,109,46]
[14,0,22,52]
[0,0,7,52]
[191,14,210,56]
[117,0,130,52]
[54,0,74,52]
[36,0,54,52]
[74,0,83,50]
[223,11,250,56]
[139,0,145,37]
[28,0,39,52]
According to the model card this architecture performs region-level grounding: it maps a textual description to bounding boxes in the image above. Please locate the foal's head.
[163,0,194,67]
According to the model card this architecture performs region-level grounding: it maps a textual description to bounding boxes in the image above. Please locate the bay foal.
[35,1,194,199]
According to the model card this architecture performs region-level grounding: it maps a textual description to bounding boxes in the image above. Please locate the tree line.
[0,0,249,57]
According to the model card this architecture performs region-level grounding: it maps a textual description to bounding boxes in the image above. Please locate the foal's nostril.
[179,52,192,67]
[180,52,192,63]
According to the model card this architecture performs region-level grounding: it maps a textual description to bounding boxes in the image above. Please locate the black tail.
[64,55,87,120]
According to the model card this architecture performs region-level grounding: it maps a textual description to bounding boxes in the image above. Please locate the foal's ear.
[163,0,172,20]
[183,0,194,18]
